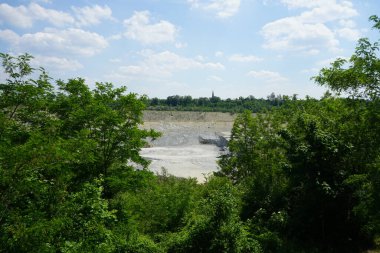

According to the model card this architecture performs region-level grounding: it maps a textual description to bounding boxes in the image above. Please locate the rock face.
[198,133,228,148]
[143,110,236,122]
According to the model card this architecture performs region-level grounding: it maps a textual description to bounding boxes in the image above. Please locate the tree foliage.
[164,177,262,253]
[0,53,159,252]
[313,15,380,100]
[217,16,380,252]
[1,15,379,253]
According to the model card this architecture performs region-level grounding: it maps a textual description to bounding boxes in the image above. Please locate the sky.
[0,0,379,99]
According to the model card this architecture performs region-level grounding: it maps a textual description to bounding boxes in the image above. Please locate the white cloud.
[34,0,52,3]
[301,67,320,74]
[247,70,288,83]
[0,28,108,57]
[0,4,33,28]
[0,3,115,28]
[215,51,224,57]
[337,27,361,41]
[188,0,240,18]
[32,55,83,71]
[72,5,114,27]
[0,3,74,28]
[262,0,271,6]
[280,0,329,9]
[306,49,320,55]
[208,75,223,82]
[123,11,177,44]
[298,1,358,23]
[317,56,348,68]
[109,58,122,63]
[339,19,356,28]
[262,17,339,52]
[262,0,360,54]
[302,55,348,73]
[229,54,263,62]
[195,55,206,61]
[175,42,188,48]
[280,0,359,21]
[108,33,123,41]
[336,17,361,42]
[0,29,19,43]
[28,3,75,27]
[109,50,224,80]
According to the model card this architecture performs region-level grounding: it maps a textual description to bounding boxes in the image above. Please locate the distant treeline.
[146,92,299,113]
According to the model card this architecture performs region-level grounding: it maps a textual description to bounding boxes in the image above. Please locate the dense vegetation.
[146,92,288,113]
[0,16,379,253]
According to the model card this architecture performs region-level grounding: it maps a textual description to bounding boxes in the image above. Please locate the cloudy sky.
[0,0,379,98]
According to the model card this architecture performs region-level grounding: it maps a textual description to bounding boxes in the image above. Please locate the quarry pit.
[141,111,236,182]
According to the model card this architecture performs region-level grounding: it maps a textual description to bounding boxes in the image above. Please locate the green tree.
[216,16,380,252]
[314,15,380,100]
[113,171,198,236]
[165,177,262,253]
[218,111,285,183]
[0,53,160,252]
[217,111,288,252]
[311,15,380,250]
[52,79,160,193]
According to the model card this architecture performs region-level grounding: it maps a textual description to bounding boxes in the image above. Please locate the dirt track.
[141,111,236,182]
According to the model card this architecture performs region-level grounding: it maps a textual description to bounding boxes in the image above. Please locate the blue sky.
[0,0,379,98]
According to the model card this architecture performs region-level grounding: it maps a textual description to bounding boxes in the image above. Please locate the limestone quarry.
[141,111,236,182]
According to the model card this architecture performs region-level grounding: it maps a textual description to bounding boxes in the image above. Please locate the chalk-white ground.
[140,145,221,181]
[141,111,236,182]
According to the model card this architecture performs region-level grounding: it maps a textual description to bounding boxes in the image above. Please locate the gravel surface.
[141,111,236,182]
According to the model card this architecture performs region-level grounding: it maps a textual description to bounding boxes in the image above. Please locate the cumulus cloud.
[0,3,115,28]
[247,70,288,83]
[188,0,240,18]
[123,11,177,44]
[0,29,19,43]
[262,0,360,53]
[32,55,83,71]
[262,18,339,52]
[110,50,224,80]
[229,54,263,62]
[72,5,114,27]
[339,19,356,28]
[28,3,75,27]
[0,28,108,57]
[0,3,75,28]
[0,4,33,28]
[298,1,358,23]
[337,18,361,41]
[336,27,361,41]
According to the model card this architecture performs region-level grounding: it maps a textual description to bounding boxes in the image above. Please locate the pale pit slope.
[141,111,236,182]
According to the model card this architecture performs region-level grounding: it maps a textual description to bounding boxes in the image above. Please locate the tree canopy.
[1,15,379,253]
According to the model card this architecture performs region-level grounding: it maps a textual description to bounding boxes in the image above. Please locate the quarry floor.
[141,111,236,182]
